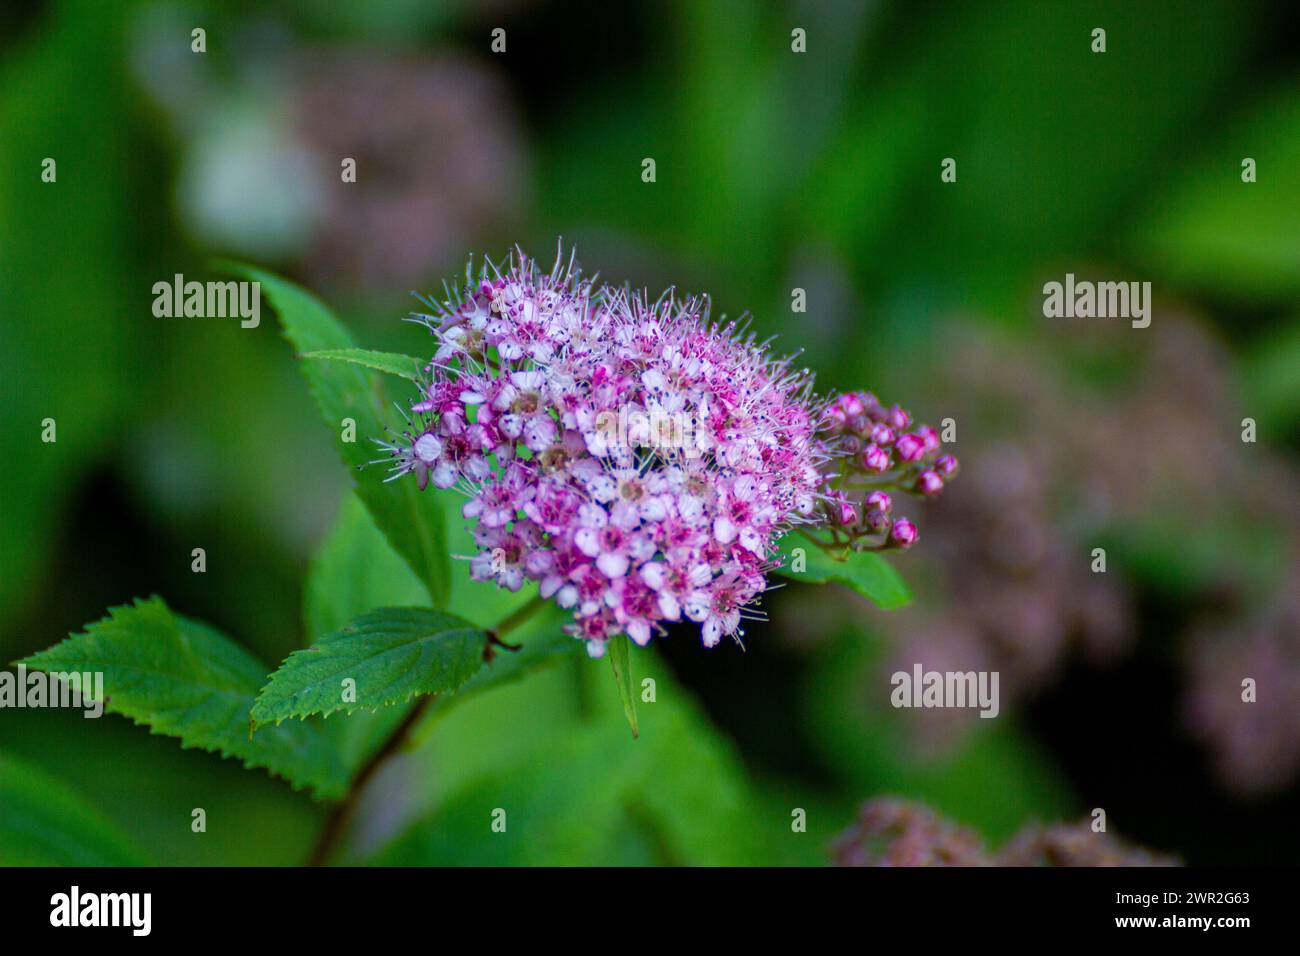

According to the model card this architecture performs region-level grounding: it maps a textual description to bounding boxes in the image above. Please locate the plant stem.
[305,594,549,866]
[488,593,548,642]
[306,693,434,866]
[807,533,848,557]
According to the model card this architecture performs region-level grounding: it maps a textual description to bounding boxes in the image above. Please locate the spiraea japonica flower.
[379,246,956,657]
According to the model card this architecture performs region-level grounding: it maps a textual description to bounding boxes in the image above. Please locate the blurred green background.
[2,0,1299,865]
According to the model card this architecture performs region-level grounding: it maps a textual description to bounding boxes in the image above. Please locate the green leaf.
[305,492,431,640]
[0,751,149,866]
[301,493,436,770]
[1240,318,1300,433]
[222,263,450,607]
[1129,82,1300,302]
[0,0,137,636]
[771,529,912,610]
[252,608,487,727]
[301,494,581,763]
[370,662,765,865]
[17,597,349,799]
[804,623,1074,843]
[606,635,638,739]
[301,348,426,383]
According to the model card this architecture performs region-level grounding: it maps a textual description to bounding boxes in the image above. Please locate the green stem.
[806,532,849,559]
[487,594,548,645]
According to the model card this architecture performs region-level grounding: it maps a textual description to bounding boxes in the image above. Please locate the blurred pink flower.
[832,798,1177,867]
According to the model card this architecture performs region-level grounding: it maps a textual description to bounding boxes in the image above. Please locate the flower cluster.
[831,798,1178,867]
[380,248,955,656]
[829,797,988,867]
[996,821,1179,867]
[819,390,958,551]
[1184,568,1300,795]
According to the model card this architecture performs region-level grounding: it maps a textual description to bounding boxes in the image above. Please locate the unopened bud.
[866,490,892,513]
[863,508,891,535]
[862,444,890,472]
[838,500,859,526]
[916,470,944,496]
[889,517,918,549]
[894,433,925,462]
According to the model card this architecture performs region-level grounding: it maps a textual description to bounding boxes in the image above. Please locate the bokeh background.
[2,0,1299,865]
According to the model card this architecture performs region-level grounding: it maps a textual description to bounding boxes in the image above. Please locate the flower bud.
[916,470,944,496]
[863,508,891,535]
[866,490,892,514]
[894,433,925,462]
[840,434,865,456]
[886,405,910,430]
[889,517,918,549]
[861,443,890,472]
[935,454,959,478]
[838,500,859,526]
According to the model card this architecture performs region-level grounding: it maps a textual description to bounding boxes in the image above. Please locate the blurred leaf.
[303,492,429,775]
[1100,512,1287,604]
[797,0,1257,318]
[226,263,450,607]
[304,492,430,639]
[772,529,912,609]
[252,608,486,727]
[607,635,638,739]
[301,348,425,383]
[0,0,137,635]
[1130,82,1300,302]
[18,597,348,799]
[0,751,148,866]
[398,649,586,828]
[371,655,764,865]
[804,623,1073,842]
[1240,317,1300,431]
[455,607,575,697]
[373,726,649,865]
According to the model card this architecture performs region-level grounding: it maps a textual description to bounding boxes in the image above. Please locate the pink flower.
[381,246,956,656]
